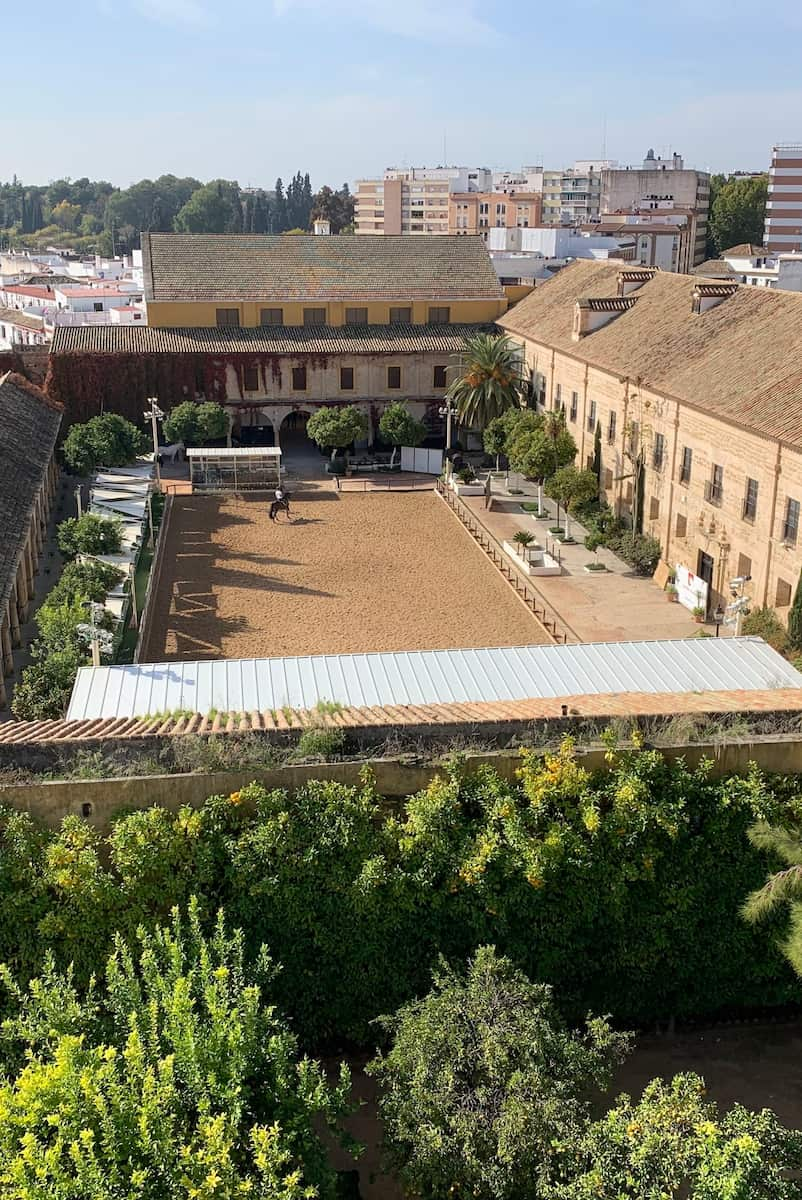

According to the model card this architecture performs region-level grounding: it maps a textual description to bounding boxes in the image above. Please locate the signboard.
[675,563,708,613]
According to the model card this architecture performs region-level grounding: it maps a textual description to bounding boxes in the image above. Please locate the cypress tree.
[788,570,802,650]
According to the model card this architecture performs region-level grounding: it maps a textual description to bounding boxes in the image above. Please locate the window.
[243,365,259,392]
[433,365,448,388]
[570,391,578,422]
[776,578,793,607]
[679,446,692,484]
[783,497,800,544]
[587,399,596,432]
[387,365,401,389]
[345,307,368,325]
[649,496,660,521]
[742,477,758,521]
[653,432,665,470]
[705,464,723,506]
[340,367,354,391]
[737,553,752,580]
[607,411,617,443]
[390,306,412,325]
[554,383,562,409]
[93,301,103,312]
[291,365,307,390]
[676,513,687,538]
[303,307,326,327]
[216,308,239,327]
[603,468,613,489]
[260,307,283,327]
[428,306,450,324]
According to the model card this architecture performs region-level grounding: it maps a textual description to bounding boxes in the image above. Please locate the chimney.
[313,218,332,236]
[691,283,738,314]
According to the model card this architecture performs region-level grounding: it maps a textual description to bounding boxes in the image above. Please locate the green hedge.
[0,741,797,1045]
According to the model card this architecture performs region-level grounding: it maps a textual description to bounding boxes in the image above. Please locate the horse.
[269,492,292,522]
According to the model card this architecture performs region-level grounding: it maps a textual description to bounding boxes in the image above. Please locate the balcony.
[704,480,723,506]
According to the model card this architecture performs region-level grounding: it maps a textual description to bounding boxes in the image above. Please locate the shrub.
[57,513,122,560]
[606,529,661,575]
[62,413,145,475]
[11,644,86,720]
[742,605,790,654]
[293,727,346,760]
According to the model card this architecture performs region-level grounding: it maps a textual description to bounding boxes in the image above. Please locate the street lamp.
[438,397,459,455]
[713,604,725,637]
[76,602,114,667]
[144,396,165,488]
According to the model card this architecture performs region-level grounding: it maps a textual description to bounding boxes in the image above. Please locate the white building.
[488,226,634,260]
[53,284,142,313]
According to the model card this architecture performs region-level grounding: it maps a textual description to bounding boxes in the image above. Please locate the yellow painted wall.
[146,296,507,328]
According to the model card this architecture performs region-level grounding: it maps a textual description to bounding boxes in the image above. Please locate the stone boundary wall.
[134,492,174,664]
[5,736,802,832]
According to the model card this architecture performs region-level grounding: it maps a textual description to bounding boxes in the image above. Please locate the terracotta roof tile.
[142,232,504,303]
[497,259,802,449]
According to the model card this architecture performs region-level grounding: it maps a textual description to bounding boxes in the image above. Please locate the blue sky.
[9,0,802,187]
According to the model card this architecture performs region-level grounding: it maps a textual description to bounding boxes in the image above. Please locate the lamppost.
[438,397,459,456]
[76,602,114,668]
[713,604,725,637]
[144,396,165,488]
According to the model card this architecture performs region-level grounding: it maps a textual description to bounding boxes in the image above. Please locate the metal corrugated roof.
[186,447,281,459]
[66,638,802,721]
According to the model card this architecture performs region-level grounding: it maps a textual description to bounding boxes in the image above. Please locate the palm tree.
[446,333,525,430]
[742,821,802,976]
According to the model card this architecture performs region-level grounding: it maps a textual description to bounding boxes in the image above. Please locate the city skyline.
[7,0,802,187]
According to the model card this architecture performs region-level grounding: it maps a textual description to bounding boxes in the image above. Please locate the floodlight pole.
[144,397,164,489]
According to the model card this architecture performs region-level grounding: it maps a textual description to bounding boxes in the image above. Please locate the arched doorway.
[278,409,322,476]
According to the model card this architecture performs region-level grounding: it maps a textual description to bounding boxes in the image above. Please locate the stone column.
[8,583,20,646]
[1,620,12,677]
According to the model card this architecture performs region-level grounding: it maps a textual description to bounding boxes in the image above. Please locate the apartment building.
[498,259,802,621]
[599,151,710,266]
[355,166,492,235]
[449,191,542,238]
[48,232,507,444]
[584,210,695,272]
[765,144,802,252]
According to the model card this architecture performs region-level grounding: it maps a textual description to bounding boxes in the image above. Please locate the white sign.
[675,563,708,613]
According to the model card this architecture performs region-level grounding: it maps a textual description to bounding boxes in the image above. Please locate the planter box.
[502,541,561,577]
[450,479,485,497]
[584,564,608,574]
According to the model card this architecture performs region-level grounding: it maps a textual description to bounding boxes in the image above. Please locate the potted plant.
[512,530,535,558]
[666,583,679,603]
[584,531,607,572]
[692,605,706,623]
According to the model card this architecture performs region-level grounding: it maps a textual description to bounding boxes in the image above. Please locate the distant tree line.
[0,172,355,255]
[706,171,768,257]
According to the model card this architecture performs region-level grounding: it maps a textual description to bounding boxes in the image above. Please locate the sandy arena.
[146,485,547,661]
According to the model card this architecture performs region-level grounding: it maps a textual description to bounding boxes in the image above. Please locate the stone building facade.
[0,372,62,707]
[498,260,802,619]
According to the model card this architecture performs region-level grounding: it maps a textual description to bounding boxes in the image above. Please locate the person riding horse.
[269,486,292,521]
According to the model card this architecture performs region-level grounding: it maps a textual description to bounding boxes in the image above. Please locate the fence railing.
[435,479,574,644]
[134,494,174,664]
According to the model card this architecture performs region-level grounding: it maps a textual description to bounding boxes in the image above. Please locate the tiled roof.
[692,259,738,277]
[50,322,491,356]
[0,307,45,332]
[497,258,802,449]
[0,373,61,614]
[1,687,802,745]
[142,232,504,303]
[723,243,767,256]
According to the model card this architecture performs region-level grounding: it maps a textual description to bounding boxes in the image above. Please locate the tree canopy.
[370,946,630,1200]
[306,406,367,459]
[0,901,353,1199]
[446,333,525,429]
[378,401,425,464]
[163,400,228,446]
[57,513,123,560]
[708,173,768,257]
[61,413,146,475]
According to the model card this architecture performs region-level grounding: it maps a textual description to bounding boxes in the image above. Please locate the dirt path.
[147,486,547,662]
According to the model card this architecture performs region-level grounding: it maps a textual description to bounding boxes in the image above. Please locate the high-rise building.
[764,144,802,252]
[355,167,492,235]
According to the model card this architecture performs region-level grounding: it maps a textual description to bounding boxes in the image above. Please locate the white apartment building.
[488,226,634,260]
[599,150,710,266]
[355,166,492,234]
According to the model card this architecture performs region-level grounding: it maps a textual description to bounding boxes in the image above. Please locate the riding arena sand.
[145,485,548,661]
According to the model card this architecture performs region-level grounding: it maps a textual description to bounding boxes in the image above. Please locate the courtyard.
[146,485,547,662]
